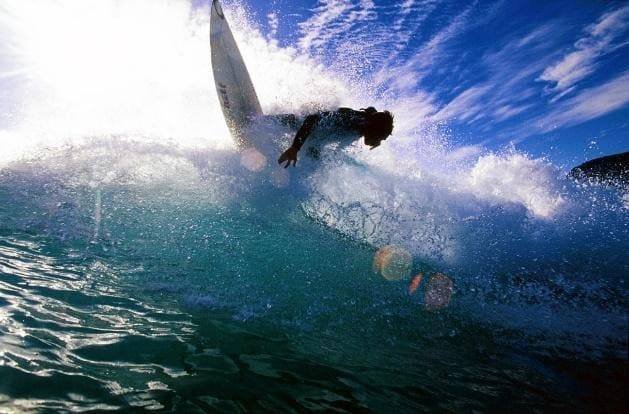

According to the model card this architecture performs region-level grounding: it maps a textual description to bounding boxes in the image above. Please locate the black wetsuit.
[276,108,366,155]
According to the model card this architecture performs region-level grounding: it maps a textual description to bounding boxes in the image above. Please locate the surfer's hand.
[278,147,298,168]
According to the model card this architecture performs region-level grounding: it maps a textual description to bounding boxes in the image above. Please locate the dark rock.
[570,152,629,187]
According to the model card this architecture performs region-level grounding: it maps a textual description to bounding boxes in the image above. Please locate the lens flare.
[270,168,290,188]
[240,148,267,172]
[373,245,412,281]
[408,273,423,295]
[424,273,453,310]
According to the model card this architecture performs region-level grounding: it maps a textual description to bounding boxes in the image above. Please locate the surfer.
[277,107,394,168]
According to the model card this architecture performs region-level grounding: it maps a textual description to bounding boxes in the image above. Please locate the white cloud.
[400,0,416,14]
[267,12,279,39]
[392,0,440,48]
[431,85,490,122]
[297,0,376,53]
[536,70,629,132]
[428,23,564,126]
[492,103,532,122]
[374,3,474,92]
[376,3,562,128]
[539,5,629,95]
[501,70,629,142]
[514,24,554,49]
[298,1,352,52]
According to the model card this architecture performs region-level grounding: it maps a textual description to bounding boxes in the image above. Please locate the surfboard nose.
[213,0,225,19]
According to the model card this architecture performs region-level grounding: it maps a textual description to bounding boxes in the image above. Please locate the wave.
[0,0,627,359]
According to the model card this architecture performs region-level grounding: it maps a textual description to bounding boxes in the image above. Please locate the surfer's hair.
[366,110,394,139]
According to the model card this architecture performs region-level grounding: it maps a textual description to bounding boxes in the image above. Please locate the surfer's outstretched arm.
[292,114,320,150]
[278,114,321,168]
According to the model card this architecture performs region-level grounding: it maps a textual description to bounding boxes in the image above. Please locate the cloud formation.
[289,0,628,147]
[537,70,629,132]
[297,0,377,54]
[539,5,629,96]
[374,3,475,93]
[267,12,279,39]
[428,23,557,125]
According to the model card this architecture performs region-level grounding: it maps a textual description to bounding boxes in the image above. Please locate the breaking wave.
[0,1,627,410]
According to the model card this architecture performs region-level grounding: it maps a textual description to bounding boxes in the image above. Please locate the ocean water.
[0,1,627,412]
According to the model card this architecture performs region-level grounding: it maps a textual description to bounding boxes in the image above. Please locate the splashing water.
[0,0,627,411]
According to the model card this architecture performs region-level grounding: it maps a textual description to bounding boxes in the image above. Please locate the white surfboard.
[210,0,263,149]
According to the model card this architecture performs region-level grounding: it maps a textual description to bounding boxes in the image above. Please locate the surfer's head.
[363,109,394,149]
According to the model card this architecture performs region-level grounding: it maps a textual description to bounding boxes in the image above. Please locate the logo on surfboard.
[218,82,231,110]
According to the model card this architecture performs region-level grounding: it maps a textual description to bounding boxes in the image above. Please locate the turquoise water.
[0,141,626,412]
[1,0,627,411]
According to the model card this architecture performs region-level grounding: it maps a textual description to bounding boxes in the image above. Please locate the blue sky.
[221,0,628,168]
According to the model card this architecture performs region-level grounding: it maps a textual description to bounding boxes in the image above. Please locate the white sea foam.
[465,153,565,218]
[0,0,623,270]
